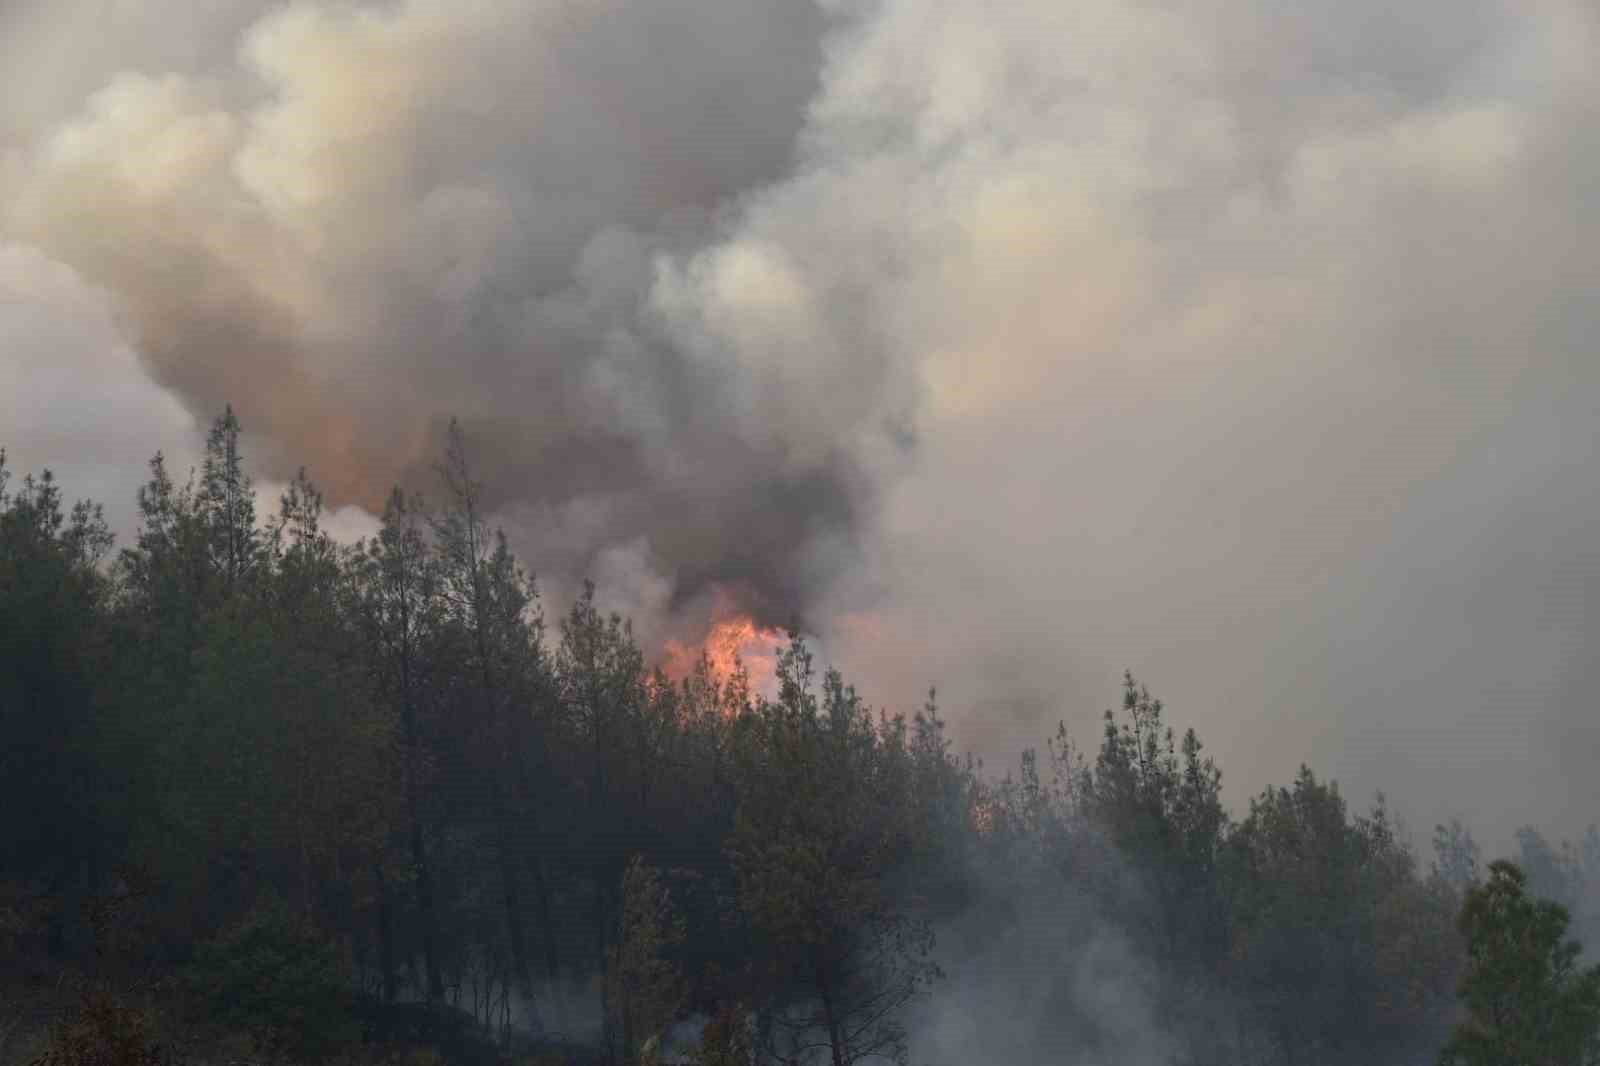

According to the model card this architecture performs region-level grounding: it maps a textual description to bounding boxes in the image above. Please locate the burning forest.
[660,597,789,698]
[4,0,1600,1063]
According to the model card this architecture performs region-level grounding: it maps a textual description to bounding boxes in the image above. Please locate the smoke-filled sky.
[2,0,1597,847]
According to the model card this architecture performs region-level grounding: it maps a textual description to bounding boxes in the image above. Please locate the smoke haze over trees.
[5,416,1600,1064]
[2,0,1599,848]
[3,0,1599,1060]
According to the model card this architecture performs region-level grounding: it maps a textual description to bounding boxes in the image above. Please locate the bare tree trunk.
[399,638,445,1002]
[466,544,536,1015]
[374,863,397,1004]
[514,713,566,1004]
[816,960,847,1066]
[493,789,537,1023]
[599,887,615,1065]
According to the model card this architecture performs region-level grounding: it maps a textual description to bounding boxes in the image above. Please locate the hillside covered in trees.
[4,410,1600,1066]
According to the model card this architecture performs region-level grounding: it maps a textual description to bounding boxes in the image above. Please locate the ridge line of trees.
[4,409,1600,1066]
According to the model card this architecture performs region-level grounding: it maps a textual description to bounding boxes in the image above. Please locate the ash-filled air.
[3,0,1599,844]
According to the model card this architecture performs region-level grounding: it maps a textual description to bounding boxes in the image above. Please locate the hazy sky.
[2,0,1596,847]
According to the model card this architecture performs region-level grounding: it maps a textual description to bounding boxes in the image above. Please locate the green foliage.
[0,409,1554,1066]
[0,453,118,954]
[186,901,357,1058]
[603,858,686,1065]
[196,406,258,592]
[1089,673,1228,963]
[726,640,941,1066]
[1226,768,1461,1061]
[0,458,111,790]
[1440,860,1600,1066]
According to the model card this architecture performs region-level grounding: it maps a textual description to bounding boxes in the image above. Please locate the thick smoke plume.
[3,0,1599,841]
[1,0,859,631]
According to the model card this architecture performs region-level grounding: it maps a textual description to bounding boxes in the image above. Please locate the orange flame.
[662,614,787,695]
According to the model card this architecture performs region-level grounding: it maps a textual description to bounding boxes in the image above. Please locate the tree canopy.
[1,411,1593,1066]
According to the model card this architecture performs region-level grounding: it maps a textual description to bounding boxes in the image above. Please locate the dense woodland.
[4,409,1600,1066]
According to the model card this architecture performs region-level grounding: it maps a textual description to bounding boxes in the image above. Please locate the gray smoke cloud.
[3,0,1598,844]
[909,876,1266,1066]
[1,0,846,626]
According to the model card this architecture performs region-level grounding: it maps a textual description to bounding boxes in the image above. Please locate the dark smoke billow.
[0,0,864,631]
[3,0,1600,845]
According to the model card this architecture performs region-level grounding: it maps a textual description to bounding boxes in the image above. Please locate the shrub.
[30,986,175,1066]
[186,901,356,1058]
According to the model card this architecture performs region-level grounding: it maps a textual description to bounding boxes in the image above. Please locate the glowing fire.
[662,614,788,694]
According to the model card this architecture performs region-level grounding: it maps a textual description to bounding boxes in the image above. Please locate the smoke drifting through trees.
[7,417,1600,1065]
[3,0,1599,845]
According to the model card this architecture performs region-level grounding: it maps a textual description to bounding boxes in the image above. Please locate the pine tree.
[603,857,686,1065]
[1440,860,1600,1066]
[726,640,940,1066]
[1089,673,1228,965]
[433,420,546,1018]
[197,406,258,593]
[0,456,115,954]
[359,487,448,1001]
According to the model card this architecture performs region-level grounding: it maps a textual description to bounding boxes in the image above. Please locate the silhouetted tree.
[1089,673,1229,966]
[1228,769,1458,1064]
[0,455,115,955]
[357,487,448,1001]
[0,410,1561,1066]
[727,640,940,1066]
[1434,820,1482,894]
[434,420,548,1014]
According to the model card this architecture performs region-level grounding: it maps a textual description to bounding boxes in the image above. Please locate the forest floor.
[0,958,606,1066]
